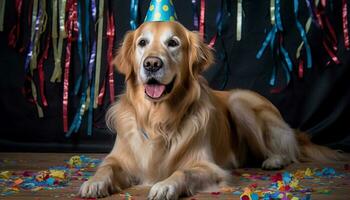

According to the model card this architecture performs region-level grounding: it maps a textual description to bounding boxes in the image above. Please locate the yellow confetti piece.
[69,156,82,167]
[305,168,314,176]
[0,171,12,179]
[49,170,65,179]
[31,187,43,192]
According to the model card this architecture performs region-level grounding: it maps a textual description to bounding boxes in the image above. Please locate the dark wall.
[0,0,349,152]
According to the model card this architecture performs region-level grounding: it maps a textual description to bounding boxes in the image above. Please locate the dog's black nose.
[143,56,163,72]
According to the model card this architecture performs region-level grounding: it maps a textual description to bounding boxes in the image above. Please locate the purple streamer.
[24,2,42,72]
[192,0,199,30]
[305,0,320,27]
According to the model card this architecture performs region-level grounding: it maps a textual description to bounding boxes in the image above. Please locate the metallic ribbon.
[322,40,340,64]
[298,58,304,78]
[30,0,47,73]
[8,0,23,47]
[97,80,106,106]
[66,0,87,137]
[256,26,277,59]
[0,0,5,31]
[199,0,205,39]
[26,0,45,117]
[236,0,242,41]
[130,0,138,30]
[63,0,78,132]
[192,0,199,30]
[24,0,39,72]
[50,0,67,82]
[270,0,275,25]
[107,11,115,103]
[87,0,98,136]
[93,0,104,108]
[73,0,84,95]
[305,0,319,27]
[31,78,44,118]
[275,0,283,31]
[208,0,224,48]
[316,1,340,65]
[37,35,50,107]
[343,0,350,50]
[294,0,312,68]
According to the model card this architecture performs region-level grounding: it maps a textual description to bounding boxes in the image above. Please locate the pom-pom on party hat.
[144,0,177,22]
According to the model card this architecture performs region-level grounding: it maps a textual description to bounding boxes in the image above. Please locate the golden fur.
[79,22,343,199]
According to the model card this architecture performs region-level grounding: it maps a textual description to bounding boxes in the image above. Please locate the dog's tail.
[296,131,346,162]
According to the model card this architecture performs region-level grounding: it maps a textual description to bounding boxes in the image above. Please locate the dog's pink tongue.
[145,84,166,98]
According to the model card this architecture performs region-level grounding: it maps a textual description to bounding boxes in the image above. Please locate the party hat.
[144,0,177,22]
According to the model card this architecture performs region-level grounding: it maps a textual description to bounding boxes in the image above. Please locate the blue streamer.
[269,66,276,86]
[130,0,139,30]
[275,0,283,31]
[66,1,89,137]
[73,0,84,95]
[294,0,312,68]
[280,45,293,71]
[256,26,277,59]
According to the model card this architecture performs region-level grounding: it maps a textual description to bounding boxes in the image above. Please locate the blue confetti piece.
[46,177,55,186]
[251,193,259,200]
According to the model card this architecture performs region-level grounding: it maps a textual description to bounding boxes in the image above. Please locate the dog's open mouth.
[144,77,176,100]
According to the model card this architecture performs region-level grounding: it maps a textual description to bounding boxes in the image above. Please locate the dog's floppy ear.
[113,31,135,80]
[188,31,214,79]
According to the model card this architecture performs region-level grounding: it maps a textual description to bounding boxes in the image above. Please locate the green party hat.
[144,0,177,22]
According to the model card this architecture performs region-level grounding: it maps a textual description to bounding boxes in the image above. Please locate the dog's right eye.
[138,39,147,47]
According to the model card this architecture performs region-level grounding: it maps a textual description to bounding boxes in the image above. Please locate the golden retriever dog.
[79,21,342,199]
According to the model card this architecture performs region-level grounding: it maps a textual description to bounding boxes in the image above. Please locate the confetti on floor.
[230,167,349,200]
[0,155,349,200]
[0,155,101,197]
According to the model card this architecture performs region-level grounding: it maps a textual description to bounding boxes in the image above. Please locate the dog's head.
[114,21,213,102]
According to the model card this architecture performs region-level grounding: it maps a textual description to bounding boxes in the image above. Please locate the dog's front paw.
[79,176,120,198]
[262,155,289,170]
[148,181,179,200]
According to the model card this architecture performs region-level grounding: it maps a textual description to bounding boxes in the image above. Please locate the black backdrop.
[0,0,349,152]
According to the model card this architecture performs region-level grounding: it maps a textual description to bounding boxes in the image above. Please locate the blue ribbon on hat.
[145,0,177,22]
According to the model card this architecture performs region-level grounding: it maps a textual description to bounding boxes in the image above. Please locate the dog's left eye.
[138,39,147,47]
[167,39,179,47]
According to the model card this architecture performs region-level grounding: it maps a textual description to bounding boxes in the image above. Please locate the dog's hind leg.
[227,91,299,169]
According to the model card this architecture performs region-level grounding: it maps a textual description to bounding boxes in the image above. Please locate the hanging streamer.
[50,0,67,82]
[8,0,23,48]
[270,0,275,25]
[26,0,46,117]
[73,0,84,96]
[257,0,292,89]
[236,0,242,41]
[130,0,138,30]
[66,0,90,137]
[107,11,115,103]
[315,1,340,65]
[63,0,78,132]
[294,0,312,69]
[192,0,199,30]
[24,0,39,72]
[93,0,104,108]
[87,0,98,136]
[37,35,50,107]
[342,0,350,50]
[199,0,205,39]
